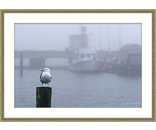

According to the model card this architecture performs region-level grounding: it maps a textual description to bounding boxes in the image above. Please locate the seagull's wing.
[40,72,43,79]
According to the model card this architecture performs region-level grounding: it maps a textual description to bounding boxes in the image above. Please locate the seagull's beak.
[41,69,44,72]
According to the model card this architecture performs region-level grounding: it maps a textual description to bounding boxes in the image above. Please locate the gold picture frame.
[0,9,155,122]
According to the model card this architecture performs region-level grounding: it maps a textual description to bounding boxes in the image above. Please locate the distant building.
[119,44,141,66]
[68,27,88,51]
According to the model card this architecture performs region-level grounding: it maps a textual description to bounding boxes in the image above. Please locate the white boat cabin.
[71,48,97,63]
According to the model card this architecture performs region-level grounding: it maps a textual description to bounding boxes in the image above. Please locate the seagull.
[40,68,52,87]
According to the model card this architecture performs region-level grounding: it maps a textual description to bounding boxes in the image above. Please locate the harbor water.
[15,69,142,108]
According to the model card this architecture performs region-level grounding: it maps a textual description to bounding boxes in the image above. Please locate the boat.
[68,48,104,71]
[68,26,104,72]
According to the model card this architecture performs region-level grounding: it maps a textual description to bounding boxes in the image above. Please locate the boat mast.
[99,24,101,50]
[80,26,86,48]
[108,24,111,57]
[119,24,121,49]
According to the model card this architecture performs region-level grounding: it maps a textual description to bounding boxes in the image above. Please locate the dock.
[15,43,141,75]
[15,50,118,68]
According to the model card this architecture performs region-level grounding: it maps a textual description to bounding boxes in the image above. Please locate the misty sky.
[15,23,142,51]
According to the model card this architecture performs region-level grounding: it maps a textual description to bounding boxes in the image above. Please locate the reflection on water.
[15,69,142,108]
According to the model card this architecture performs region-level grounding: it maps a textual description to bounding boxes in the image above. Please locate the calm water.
[15,69,142,108]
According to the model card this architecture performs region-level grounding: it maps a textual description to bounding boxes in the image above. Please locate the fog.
[15,23,141,51]
[15,23,141,67]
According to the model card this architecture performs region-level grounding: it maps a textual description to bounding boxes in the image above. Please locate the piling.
[36,87,52,107]
[20,53,23,76]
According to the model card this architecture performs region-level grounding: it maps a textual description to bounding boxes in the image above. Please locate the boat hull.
[68,60,104,72]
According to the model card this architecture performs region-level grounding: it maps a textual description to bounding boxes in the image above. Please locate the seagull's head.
[41,68,50,73]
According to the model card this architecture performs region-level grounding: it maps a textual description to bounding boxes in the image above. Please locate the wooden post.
[36,87,52,107]
[20,53,23,76]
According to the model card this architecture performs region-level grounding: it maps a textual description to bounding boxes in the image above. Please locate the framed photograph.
[0,9,155,122]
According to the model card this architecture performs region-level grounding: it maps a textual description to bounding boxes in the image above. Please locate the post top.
[36,87,52,89]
